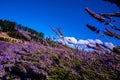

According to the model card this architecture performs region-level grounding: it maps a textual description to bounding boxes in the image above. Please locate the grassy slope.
[0,40,120,80]
[0,32,23,43]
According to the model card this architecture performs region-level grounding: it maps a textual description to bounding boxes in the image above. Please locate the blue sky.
[0,0,119,45]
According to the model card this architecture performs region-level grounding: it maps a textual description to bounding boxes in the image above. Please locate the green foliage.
[0,19,45,42]
[113,47,120,54]
[49,67,82,80]
[72,58,81,65]
[29,32,44,41]
[0,20,16,32]
[45,37,60,48]
[7,31,29,41]
[37,32,44,40]
[82,69,101,80]
[0,36,18,43]
[0,36,10,42]
[103,72,116,80]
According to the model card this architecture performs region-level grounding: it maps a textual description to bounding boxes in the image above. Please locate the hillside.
[0,19,44,43]
[0,19,120,80]
[0,40,120,80]
[0,32,23,43]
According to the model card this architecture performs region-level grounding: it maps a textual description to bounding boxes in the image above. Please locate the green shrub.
[7,31,29,41]
[49,67,82,80]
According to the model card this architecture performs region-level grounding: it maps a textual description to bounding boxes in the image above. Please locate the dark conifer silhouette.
[0,19,44,42]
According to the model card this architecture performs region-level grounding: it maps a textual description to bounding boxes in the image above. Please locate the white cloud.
[58,39,67,45]
[88,39,96,44]
[58,38,75,48]
[62,36,103,46]
[105,42,115,49]
[87,39,103,45]
[77,40,89,45]
[59,36,114,50]
[95,39,103,44]
[64,37,78,44]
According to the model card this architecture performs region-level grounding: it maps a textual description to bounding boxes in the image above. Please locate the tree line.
[0,19,44,41]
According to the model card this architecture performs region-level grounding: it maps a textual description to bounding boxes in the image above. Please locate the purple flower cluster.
[0,41,119,79]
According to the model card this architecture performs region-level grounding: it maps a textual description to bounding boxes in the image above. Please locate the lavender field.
[0,0,120,80]
[0,40,120,80]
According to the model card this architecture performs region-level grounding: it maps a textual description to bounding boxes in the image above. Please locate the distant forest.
[0,19,44,41]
